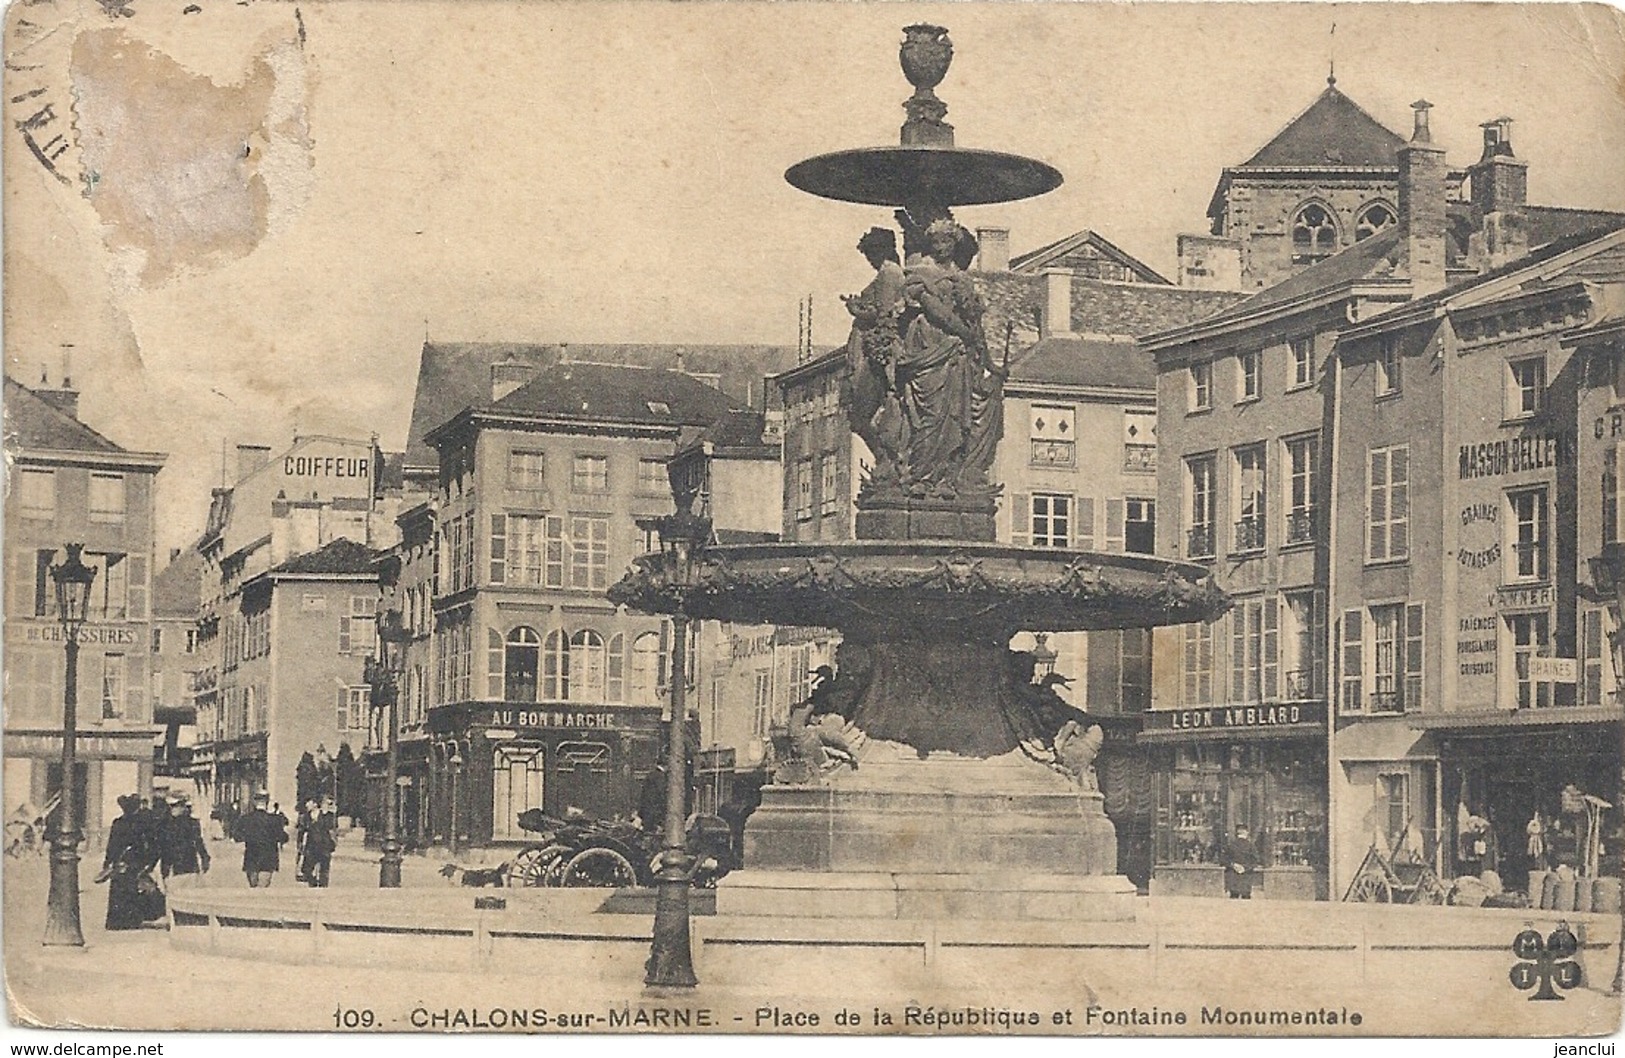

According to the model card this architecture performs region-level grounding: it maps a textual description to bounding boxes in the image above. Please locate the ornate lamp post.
[44,544,96,947]
[1031,632,1058,678]
[369,610,411,887]
[635,485,711,990]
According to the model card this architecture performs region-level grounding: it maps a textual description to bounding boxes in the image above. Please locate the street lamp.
[369,609,411,887]
[636,479,711,990]
[44,543,96,947]
[1031,632,1058,678]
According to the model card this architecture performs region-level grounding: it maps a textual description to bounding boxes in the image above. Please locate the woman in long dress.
[103,795,153,930]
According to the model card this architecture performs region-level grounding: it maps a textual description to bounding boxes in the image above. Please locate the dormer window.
[1355,202,1396,241]
[647,401,671,416]
[1291,204,1339,265]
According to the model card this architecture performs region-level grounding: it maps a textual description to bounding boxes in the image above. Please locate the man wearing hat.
[158,793,210,891]
[235,789,288,888]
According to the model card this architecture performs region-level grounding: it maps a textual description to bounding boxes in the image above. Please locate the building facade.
[3,376,166,841]
[1149,95,1625,901]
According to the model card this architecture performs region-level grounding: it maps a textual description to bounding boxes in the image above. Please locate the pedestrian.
[1225,823,1261,900]
[295,800,317,882]
[235,790,288,888]
[304,798,338,887]
[158,794,211,892]
[101,794,165,928]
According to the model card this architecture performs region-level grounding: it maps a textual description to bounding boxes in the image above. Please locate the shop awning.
[1408,706,1623,730]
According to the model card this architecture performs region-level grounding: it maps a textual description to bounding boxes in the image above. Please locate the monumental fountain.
[608,25,1231,923]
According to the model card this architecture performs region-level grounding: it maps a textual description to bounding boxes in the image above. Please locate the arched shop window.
[504,626,540,702]
[492,743,544,840]
[1291,203,1339,264]
[1355,202,1396,241]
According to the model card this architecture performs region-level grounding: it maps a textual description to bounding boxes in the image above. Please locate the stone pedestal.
[855,492,997,541]
[720,744,1136,922]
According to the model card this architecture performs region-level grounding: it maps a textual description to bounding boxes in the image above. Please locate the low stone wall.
[167,888,1619,1004]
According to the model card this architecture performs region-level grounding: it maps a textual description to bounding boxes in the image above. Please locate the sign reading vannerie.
[1143,701,1327,734]
[1458,430,1574,480]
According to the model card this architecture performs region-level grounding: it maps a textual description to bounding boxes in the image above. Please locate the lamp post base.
[42,833,85,948]
[379,837,403,888]
[644,861,697,988]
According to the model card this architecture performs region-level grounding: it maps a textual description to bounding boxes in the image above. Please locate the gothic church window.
[1355,203,1396,241]
[1291,203,1339,264]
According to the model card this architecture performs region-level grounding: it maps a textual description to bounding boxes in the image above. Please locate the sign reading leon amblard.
[1144,701,1328,734]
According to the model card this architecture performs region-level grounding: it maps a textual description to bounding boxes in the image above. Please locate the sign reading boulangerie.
[4,0,1620,1045]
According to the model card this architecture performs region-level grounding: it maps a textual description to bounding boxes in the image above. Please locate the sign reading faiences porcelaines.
[4,0,1622,1044]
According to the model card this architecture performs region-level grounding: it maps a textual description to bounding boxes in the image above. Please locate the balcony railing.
[1187,524,1215,558]
[1369,689,1405,714]
[1285,508,1317,546]
[1233,518,1266,553]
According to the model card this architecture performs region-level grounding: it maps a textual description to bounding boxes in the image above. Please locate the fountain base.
[723,746,1135,921]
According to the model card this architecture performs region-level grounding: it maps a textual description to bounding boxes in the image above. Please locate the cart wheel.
[1411,872,1447,905]
[560,847,638,888]
[1348,871,1392,903]
[510,845,568,888]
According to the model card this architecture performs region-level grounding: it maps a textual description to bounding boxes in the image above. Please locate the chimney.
[1040,269,1074,338]
[236,443,272,482]
[1397,100,1448,298]
[974,227,1010,272]
[1467,116,1529,270]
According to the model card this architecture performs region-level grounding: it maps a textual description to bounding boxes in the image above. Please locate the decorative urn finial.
[900,24,953,91]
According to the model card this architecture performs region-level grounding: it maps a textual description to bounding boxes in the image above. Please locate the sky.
[6,0,1625,556]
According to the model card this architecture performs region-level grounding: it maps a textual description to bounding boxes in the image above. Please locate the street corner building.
[1143,87,1625,908]
[3,375,167,843]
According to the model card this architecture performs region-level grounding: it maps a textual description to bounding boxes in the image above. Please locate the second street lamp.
[43,543,96,948]
[370,610,411,888]
[636,490,710,990]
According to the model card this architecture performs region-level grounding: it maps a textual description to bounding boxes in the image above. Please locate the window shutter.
[1368,450,1387,561]
[1105,499,1125,553]
[337,686,350,732]
[1391,448,1410,559]
[338,616,352,655]
[487,628,504,699]
[126,554,148,620]
[1404,603,1424,709]
[1340,609,1364,712]
[1010,493,1030,545]
[1263,596,1279,701]
[1232,610,1248,701]
[608,633,625,703]
[1075,496,1096,550]
[490,514,507,584]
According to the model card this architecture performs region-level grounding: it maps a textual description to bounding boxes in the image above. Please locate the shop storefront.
[3,727,160,847]
[210,733,267,814]
[1094,715,1154,892]
[424,702,665,847]
[1141,702,1329,899]
[1421,714,1622,896]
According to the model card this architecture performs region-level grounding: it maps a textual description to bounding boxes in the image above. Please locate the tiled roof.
[694,408,770,451]
[1009,336,1154,391]
[152,549,205,618]
[977,274,1244,344]
[268,538,380,576]
[1239,85,1406,169]
[404,342,797,469]
[1527,205,1625,247]
[482,361,737,429]
[4,377,127,455]
[1231,227,1405,315]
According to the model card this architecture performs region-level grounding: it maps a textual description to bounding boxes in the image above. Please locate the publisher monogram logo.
[1511,924,1582,1001]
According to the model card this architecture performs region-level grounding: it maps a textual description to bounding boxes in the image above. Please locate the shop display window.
[1154,743,1327,871]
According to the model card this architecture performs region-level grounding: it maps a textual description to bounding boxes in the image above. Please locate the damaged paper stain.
[69,23,313,286]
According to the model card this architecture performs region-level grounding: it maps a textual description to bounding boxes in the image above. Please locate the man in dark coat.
[235,790,288,887]
[158,795,210,891]
[1225,824,1262,900]
[303,798,338,887]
